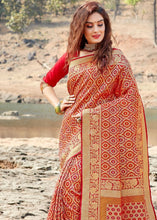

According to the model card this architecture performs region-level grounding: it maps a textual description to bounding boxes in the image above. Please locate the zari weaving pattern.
[48,49,156,219]
[47,153,81,220]
[80,50,156,219]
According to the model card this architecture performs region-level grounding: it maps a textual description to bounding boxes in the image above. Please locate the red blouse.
[43,53,69,87]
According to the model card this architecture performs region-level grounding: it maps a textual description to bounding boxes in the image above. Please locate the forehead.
[86,12,104,23]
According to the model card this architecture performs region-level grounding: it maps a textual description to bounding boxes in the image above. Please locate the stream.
[0,103,157,146]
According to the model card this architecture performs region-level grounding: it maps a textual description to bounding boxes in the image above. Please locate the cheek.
[84,28,92,39]
[101,28,105,39]
[102,27,105,35]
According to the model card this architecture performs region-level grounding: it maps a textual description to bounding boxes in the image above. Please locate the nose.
[93,24,98,32]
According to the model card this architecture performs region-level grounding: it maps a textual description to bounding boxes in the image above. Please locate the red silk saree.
[47,49,156,220]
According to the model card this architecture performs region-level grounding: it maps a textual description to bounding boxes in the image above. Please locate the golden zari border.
[81,106,102,220]
[81,101,156,219]
[70,54,94,68]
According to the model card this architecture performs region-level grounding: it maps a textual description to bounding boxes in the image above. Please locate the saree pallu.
[47,49,156,220]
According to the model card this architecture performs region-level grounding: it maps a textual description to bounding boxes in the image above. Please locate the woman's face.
[84,12,105,44]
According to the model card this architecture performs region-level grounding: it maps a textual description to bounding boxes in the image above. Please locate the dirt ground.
[0,5,157,107]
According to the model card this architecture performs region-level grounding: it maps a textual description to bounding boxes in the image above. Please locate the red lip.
[92,34,100,39]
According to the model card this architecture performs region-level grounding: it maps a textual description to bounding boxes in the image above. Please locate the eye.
[98,23,103,27]
[86,25,93,28]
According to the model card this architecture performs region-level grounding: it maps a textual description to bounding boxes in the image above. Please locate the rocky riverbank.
[0,138,157,219]
[0,138,59,220]
[0,17,157,108]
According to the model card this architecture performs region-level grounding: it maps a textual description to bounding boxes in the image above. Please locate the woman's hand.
[60,95,75,112]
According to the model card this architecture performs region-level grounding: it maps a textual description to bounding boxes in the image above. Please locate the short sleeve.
[43,53,69,87]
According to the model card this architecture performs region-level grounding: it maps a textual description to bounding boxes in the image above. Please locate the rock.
[27,51,36,61]
[38,44,43,49]
[0,92,43,104]
[21,212,36,218]
[7,67,13,71]
[44,53,50,57]
[2,111,19,117]
[153,173,157,181]
[0,110,20,120]
[14,42,20,47]
[147,73,157,83]
[23,39,36,47]
[4,94,23,103]
[23,97,42,104]
[26,75,33,79]
[134,72,144,82]
[0,59,7,64]
[37,166,52,171]
[0,138,59,219]
[2,51,8,56]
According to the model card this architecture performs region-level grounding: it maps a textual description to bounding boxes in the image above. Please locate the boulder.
[27,51,36,61]
[23,39,36,47]
[2,111,19,117]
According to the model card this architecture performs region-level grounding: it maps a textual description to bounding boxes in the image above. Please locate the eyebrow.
[85,19,104,24]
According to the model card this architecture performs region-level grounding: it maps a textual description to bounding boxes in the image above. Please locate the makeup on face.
[84,12,105,44]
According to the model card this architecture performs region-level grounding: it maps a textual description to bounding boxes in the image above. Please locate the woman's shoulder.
[112,47,124,56]
[111,48,129,66]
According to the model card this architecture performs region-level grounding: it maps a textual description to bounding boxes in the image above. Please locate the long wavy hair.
[67,1,113,69]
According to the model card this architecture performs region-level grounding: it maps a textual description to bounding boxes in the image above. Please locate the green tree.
[125,0,140,6]
[1,0,45,33]
[0,0,5,19]
[6,7,30,33]
[101,0,117,11]
[46,0,64,15]
[45,0,79,15]
[24,0,45,22]
[1,0,22,18]
[1,0,79,33]
[2,0,28,33]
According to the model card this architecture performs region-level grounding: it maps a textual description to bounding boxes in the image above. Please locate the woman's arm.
[41,52,75,113]
[42,85,75,113]
[42,86,59,107]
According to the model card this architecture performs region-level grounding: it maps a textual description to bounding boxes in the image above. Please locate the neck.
[83,43,97,52]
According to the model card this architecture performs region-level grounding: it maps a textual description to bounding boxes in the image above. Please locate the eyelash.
[86,24,103,28]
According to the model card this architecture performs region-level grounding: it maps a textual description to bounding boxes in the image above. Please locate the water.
[0,103,157,146]
[0,103,63,139]
[145,108,157,146]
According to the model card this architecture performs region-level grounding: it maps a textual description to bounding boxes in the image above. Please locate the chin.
[90,38,103,44]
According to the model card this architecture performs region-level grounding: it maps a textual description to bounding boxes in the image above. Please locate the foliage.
[1,0,22,18]
[24,0,45,22]
[1,0,45,33]
[6,8,30,33]
[0,0,80,33]
[125,0,141,18]
[125,0,141,7]
[46,0,64,15]
[45,0,78,15]
[0,0,5,18]
[101,0,117,11]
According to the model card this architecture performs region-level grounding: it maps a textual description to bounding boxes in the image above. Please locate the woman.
[41,2,156,219]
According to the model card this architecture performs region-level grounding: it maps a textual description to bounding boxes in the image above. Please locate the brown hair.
[67,1,112,69]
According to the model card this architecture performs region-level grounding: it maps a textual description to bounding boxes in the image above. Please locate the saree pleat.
[47,153,81,220]
[47,49,156,219]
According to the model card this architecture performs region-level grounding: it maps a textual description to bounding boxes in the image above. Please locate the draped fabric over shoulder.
[47,49,156,220]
